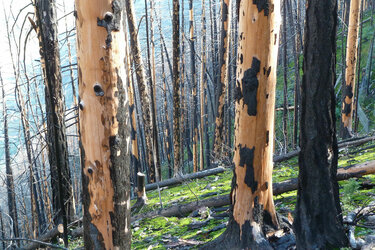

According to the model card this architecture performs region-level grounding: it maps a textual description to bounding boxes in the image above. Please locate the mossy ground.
[66,141,374,249]
[67,8,375,249]
[128,141,375,249]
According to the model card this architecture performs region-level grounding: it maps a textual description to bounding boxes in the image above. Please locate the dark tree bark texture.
[293,0,349,248]
[35,0,74,243]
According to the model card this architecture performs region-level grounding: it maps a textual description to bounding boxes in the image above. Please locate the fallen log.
[135,160,375,220]
[46,160,375,240]
[274,136,375,163]
[145,137,375,192]
[22,226,63,250]
[145,167,225,191]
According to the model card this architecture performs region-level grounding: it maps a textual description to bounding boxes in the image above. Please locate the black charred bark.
[1,75,20,241]
[35,0,73,245]
[293,0,349,248]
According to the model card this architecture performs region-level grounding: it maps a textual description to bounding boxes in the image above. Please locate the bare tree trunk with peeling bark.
[213,0,230,156]
[173,0,181,177]
[293,0,349,248]
[205,1,281,248]
[341,0,361,139]
[75,0,131,248]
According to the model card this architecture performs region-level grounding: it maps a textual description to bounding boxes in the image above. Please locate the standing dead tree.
[75,0,131,248]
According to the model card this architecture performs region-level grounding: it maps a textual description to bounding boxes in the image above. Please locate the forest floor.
[67,138,375,249]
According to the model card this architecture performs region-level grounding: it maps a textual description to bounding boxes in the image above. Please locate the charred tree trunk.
[124,16,141,186]
[189,0,198,172]
[205,1,281,248]
[35,2,74,242]
[173,0,181,176]
[288,0,300,149]
[353,0,364,132]
[200,0,208,170]
[124,0,156,182]
[213,0,230,156]
[293,0,349,248]
[282,1,289,153]
[159,21,173,178]
[341,0,361,138]
[0,210,5,249]
[75,0,131,248]
[1,75,20,240]
[180,0,186,170]
[144,0,161,181]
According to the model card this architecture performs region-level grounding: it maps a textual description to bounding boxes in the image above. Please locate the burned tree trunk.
[213,0,230,156]
[189,0,198,172]
[1,74,20,240]
[341,0,361,138]
[34,1,74,238]
[282,0,289,153]
[200,0,208,170]
[124,16,141,185]
[293,0,349,248]
[173,0,181,176]
[124,0,156,182]
[75,0,131,248]
[144,0,161,181]
[159,21,173,177]
[205,1,281,248]
[287,0,300,149]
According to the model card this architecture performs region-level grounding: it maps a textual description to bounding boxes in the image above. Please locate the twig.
[0,238,67,250]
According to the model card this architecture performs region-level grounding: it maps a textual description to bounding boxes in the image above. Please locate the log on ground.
[145,167,225,191]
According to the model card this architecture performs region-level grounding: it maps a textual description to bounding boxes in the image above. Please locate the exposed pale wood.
[75,0,131,248]
[341,0,361,138]
[231,0,281,237]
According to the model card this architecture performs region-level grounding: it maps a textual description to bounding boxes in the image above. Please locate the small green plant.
[341,179,360,211]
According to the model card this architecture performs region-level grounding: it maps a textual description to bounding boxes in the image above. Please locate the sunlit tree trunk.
[206,1,281,248]
[75,0,131,248]
[173,0,181,176]
[294,0,349,248]
[341,0,361,138]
